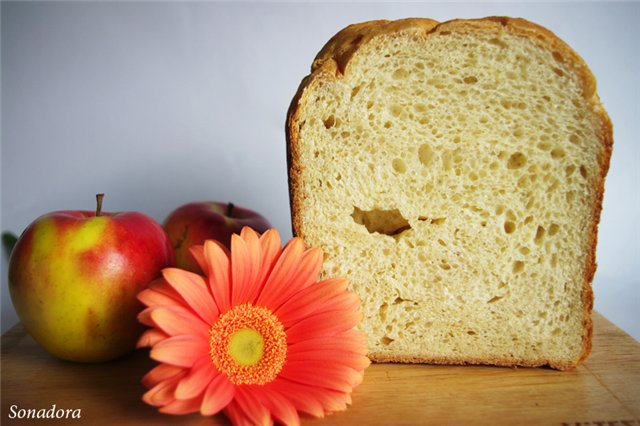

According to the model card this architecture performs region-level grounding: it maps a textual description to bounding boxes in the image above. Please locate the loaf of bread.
[286,17,612,369]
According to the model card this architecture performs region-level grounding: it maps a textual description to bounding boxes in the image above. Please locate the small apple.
[8,194,175,362]
[163,201,271,272]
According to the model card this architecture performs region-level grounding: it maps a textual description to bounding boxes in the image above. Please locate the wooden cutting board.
[2,312,638,425]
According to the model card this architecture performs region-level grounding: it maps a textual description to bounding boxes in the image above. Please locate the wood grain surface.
[2,312,638,425]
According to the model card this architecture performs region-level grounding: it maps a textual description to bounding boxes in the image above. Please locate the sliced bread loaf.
[286,17,612,369]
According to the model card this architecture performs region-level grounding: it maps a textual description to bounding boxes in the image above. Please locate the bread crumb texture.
[288,18,612,369]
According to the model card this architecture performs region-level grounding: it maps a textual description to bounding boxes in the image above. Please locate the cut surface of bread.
[287,17,612,370]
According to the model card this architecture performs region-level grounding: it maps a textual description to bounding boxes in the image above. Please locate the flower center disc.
[209,304,287,385]
[229,328,264,366]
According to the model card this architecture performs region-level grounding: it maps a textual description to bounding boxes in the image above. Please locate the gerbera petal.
[162,268,218,324]
[137,307,155,327]
[148,278,182,300]
[258,387,300,426]
[137,328,168,348]
[142,364,184,389]
[268,384,323,418]
[269,378,350,417]
[159,396,202,415]
[200,373,235,416]
[316,291,361,314]
[138,286,179,308]
[287,348,370,371]
[240,227,266,302]
[278,360,362,392]
[275,278,348,327]
[150,305,210,339]
[230,232,261,305]
[189,244,207,274]
[288,247,323,292]
[288,329,368,355]
[240,225,261,239]
[255,237,306,307]
[285,309,362,344]
[235,387,272,426]
[150,335,209,368]
[257,228,282,287]
[174,357,217,400]
[204,239,231,312]
[260,247,323,310]
[142,372,185,407]
[224,401,256,426]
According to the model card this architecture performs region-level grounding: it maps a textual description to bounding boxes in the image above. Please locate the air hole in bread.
[352,206,411,236]
[381,336,394,345]
[351,85,362,99]
[390,104,402,117]
[323,115,335,129]
[442,151,453,171]
[463,75,478,84]
[507,152,527,169]
[418,143,435,166]
[392,68,410,80]
[378,303,388,321]
[487,295,503,304]
[512,260,525,273]
[535,226,546,244]
[504,221,516,234]
[439,261,452,270]
[537,142,551,150]
[565,165,576,176]
[488,37,508,48]
[392,158,407,173]
[579,165,588,179]
[551,148,565,159]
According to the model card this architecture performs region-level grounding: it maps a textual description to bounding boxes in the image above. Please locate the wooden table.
[2,312,639,425]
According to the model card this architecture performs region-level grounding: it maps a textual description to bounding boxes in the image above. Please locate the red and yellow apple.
[8,195,175,362]
[163,201,271,272]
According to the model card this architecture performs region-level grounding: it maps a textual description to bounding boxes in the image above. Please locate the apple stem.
[227,202,234,217]
[96,193,105,217]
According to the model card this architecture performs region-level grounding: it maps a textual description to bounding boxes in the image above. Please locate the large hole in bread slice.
[351,206,446,237]
[351,206,411,236]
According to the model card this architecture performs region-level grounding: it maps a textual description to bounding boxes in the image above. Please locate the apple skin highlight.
[163,202,271,273]
[8,209,175,362]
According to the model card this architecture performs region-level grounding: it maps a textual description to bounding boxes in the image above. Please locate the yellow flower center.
[228,328,264,366]
[209,304,287,385]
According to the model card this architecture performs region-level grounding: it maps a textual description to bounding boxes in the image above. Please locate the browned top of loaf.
[286,17,613,370]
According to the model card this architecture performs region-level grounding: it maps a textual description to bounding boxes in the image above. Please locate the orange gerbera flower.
[137,227,369,425]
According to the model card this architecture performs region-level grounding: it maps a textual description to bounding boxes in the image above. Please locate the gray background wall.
[2,2,638,339]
